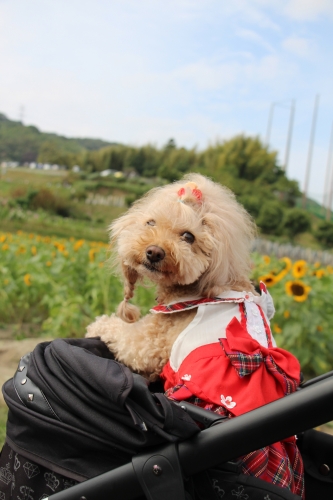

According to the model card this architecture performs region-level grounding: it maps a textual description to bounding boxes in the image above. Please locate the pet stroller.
[1,337,333,500]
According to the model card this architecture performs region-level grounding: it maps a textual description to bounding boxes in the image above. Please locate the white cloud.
[173,60,238,91]
[282,36,313,58]
[284,0,333,21]
[222,0,281,30]
[236,28,275,53]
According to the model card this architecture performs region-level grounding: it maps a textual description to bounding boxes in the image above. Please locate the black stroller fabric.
[0,441,79,499]
[1,338,199,483]
[298,429,333,499]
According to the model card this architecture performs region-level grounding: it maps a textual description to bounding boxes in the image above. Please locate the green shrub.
[125,194,137,207]
[315,221,333,247]
[15,190,39,210]
[30,189,72,217]
[239,195,261,218]
[256,200,284,235]
[282,208,311,239]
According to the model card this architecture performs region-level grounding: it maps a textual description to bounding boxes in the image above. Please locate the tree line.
[2,111,330,242]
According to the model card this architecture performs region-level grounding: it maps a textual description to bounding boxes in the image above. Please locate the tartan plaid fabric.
[265,354,299,395]
[241,439,304,498]
[221,349,263,377]
[151,296,244,313]
[221,341,299,395]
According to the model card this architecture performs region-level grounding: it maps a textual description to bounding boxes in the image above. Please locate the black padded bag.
[1,338,199,483]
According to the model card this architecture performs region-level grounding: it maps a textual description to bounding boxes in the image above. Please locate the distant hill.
[0,112,118,163]
[295,195,328,221]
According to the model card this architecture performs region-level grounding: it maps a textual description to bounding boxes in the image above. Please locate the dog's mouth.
[142,261,172,275]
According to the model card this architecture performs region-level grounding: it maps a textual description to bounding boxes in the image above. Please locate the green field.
[0,168,129,240]
[0,406,7,446]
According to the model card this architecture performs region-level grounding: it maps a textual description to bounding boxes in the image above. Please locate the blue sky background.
[1,0,333,203]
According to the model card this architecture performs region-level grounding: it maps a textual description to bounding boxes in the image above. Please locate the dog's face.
[114,203,216,287]
[111,174,256,303]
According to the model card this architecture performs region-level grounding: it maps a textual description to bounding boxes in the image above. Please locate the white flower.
[221,395,236,409]
[181,374,191,381]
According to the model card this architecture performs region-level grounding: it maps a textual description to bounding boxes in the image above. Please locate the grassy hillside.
[0,112,117,164]
[0,168,160,241]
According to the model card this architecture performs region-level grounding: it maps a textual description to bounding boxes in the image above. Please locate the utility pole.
[265,102,275,146]
[283,99,295,173]
[265,99,295,173]
[19,105,25,124]
[302,94,320,209]
[325,122,333,221]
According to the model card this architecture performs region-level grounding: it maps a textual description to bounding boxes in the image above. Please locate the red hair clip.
[177,182,202,203]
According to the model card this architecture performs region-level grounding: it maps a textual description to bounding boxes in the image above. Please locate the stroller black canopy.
[2,338,199,481]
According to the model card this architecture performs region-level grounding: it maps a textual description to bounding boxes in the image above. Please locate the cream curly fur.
[86,173,257,381]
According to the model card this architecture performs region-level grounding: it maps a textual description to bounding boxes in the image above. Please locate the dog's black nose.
[146,245,165,263]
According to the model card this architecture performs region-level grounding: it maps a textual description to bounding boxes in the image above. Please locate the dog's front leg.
[86,312,175,380]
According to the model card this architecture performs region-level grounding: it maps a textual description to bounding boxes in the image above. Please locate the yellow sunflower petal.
[292,260,307,278]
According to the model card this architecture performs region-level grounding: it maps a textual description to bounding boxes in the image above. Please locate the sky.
[1,0,333,203]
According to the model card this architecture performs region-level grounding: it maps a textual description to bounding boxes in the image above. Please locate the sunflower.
[281,257,292,272]
[263,255,271,264]
[273,323,282,334]
[292,260,307,278]
[23,273,32,286]
[258,273,277,288]
[273,257,292,282]
[285,280,311,302]
[54,242,66,252]
[17,245,26,255]
[314,269,325,279]
[74,239,85,251]
[89,248,97,262]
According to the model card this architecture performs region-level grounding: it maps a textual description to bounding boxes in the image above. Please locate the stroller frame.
[46,371,333,500]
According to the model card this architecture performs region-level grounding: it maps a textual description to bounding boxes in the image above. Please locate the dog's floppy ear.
[109,212,141,323]
[116,263,140,323]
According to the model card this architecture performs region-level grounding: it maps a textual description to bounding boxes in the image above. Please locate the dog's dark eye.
[146,220,156,226]
[181,232,195,244]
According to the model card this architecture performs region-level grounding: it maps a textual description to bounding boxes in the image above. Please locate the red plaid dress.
[152,289,305,498]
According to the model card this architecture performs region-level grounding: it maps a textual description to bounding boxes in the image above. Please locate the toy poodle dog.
[86,173,304,497]
[86,173,258,381]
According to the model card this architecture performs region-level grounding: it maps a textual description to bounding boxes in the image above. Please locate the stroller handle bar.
[48,372,333,500]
